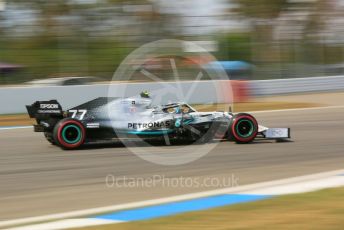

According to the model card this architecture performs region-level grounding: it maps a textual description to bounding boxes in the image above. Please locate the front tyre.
[229,113,258,144]
[53,118,86,149]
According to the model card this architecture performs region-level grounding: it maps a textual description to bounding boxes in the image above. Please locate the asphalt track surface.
[1,107,344,221]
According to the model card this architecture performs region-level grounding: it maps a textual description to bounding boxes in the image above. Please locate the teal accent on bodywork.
[183,119,193,125]
[175,118,193,128]
[126,130,173,135]
[62,124,82,144]
[175,119,182,128]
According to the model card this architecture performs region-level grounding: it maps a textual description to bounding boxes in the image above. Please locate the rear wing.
[26,100,63,119]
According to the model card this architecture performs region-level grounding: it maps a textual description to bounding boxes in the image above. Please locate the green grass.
[78,187,344,230]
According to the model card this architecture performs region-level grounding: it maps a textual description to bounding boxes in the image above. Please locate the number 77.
[68,109,87,120]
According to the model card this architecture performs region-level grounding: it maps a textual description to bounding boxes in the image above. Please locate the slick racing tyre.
[53,118,86,149]
[229,113,258,144]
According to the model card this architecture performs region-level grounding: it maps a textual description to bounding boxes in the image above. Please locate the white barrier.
[0,80,232,114]
[251,75,344,96]
[1,75,344,114]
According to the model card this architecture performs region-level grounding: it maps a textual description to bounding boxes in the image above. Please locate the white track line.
[242,175,344,195]
[6,219,123,230]
[1,169,344,229]
[247,105,344,114]
[0,126,31,130]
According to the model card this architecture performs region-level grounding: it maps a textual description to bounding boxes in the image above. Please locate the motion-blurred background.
[0,0,343,84]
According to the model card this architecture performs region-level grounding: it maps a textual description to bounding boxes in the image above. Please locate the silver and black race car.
[26,93,290,149]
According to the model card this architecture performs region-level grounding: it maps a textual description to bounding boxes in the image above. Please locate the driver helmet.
[140,90,150,98]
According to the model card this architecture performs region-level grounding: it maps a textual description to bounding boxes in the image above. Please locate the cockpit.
[161,103,196,114]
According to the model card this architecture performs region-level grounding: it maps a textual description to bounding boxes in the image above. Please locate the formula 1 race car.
[26,94,290,149]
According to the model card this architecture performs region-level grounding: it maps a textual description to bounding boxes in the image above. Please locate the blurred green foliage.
[231,0,289,19]
[216,33,252,62]
[0,37,133,84]
[0,0,343,84]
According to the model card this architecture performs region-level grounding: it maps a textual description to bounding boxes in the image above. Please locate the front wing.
[258,125,290,139]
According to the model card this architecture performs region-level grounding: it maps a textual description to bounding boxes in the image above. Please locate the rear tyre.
[229,113,258,144]
[53,118,86,149]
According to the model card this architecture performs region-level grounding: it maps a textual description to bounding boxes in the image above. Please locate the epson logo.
[40,104,59,109]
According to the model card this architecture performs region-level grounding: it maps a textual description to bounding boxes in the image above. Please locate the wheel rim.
[235,119,254,138]
[61,124,82,144]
